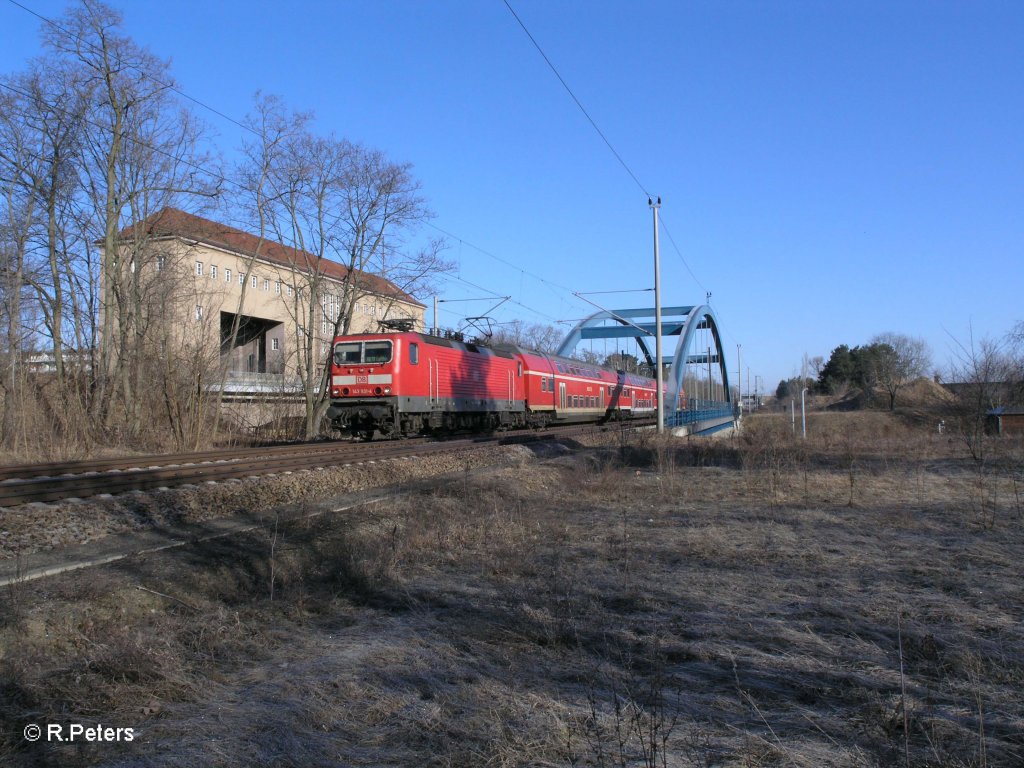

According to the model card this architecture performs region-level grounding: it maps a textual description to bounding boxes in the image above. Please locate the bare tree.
[237,95,450,438]
[236,97,357,438]
[0,90,38,449]
[868,332,931,410]
[945,324,1023,460]
[43,0,218,442]
[801,353,824,382]
[489,319,562,353]
[0,60,97,450]
[604,351,640,373]
[155,257,223,450]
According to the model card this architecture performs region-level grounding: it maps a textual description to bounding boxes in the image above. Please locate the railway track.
[0,439,454,507]
[0,421,643,508]
[0,440,384,482]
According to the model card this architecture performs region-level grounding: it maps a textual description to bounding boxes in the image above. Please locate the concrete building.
[109,207,425,400]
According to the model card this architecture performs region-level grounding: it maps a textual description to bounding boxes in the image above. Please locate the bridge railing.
[665,400,735,428]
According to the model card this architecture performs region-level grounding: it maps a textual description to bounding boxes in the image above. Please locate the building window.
[155,255,165,272]
[225,268,231,283]
[251,275,257,288]
[287,285,294,297]
[263,278,269,291]
[272,338,280,351]
[275,281,281,295]
[195,305,203,321]
[195,261,203,276]
[210,265,217,279]
[239,273,244,285]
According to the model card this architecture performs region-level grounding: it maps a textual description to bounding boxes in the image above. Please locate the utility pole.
[736,343,742,418]
[801,387,808,438]
[650,197,663,434]
[707,346,713,401]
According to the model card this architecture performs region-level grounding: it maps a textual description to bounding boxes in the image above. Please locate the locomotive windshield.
[333,340,393,366]
[364,341,392,363]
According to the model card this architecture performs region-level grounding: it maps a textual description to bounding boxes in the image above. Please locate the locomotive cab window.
[334,342,361,365]
[364,341,392,364]
[409,343,419,365]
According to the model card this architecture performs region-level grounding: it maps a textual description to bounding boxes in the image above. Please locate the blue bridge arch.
[557,305,736,434]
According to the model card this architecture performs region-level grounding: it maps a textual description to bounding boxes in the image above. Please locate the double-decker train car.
[325,330,660,439]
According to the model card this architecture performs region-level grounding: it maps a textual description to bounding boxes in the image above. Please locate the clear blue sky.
[2,0,1021,390]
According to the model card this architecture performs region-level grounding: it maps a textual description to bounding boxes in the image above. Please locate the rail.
[0,421,643,508]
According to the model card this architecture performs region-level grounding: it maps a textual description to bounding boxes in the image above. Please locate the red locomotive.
[325,329,659,439]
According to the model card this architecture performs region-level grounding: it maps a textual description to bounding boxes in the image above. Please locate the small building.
[986,407,1024,436]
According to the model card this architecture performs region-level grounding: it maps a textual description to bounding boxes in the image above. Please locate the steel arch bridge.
[556,305,736,434]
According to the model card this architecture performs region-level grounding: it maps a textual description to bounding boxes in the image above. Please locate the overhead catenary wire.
[502,1,712,308]
[425,221,580,303]
[658,214,707,295]
[499,7,739,392]
[502,0,649,200]
[436,271,562,324]
[6,0,693,338]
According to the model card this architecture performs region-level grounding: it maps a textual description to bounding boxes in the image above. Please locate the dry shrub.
[0,586,201,764]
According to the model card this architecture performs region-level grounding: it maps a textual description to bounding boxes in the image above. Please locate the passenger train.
[325,329,661,439]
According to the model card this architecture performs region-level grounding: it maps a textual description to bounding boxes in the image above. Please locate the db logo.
[355,376,368,384]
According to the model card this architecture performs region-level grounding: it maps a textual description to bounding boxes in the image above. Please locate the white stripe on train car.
[332,374,393,385]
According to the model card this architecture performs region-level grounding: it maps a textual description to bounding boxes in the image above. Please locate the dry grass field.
[1,411,1022,767]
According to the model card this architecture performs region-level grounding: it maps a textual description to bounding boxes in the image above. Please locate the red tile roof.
[119,207,422,306]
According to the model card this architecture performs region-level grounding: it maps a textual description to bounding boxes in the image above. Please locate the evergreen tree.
[817,344,854,393]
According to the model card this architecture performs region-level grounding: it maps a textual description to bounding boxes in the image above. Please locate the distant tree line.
[785,323,1024,459]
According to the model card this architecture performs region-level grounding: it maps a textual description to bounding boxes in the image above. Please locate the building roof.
[987,406,1024,416]
[118,207,423,307]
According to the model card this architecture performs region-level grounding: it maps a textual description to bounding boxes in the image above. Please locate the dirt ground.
[1,413,1022,767]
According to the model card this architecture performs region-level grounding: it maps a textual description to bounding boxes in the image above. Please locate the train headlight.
[384,386,392,394]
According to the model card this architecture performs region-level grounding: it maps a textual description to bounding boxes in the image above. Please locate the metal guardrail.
[665,402,735,428]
